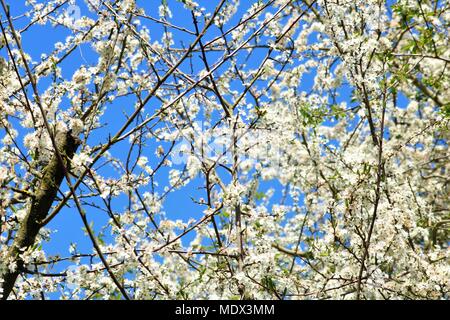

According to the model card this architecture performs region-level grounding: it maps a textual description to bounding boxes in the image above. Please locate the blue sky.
[2,0,413,298]
[2,1,295,275]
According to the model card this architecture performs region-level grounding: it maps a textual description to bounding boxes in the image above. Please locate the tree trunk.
[1,129,80,300]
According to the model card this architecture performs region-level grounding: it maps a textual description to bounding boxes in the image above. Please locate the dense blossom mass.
[0,0,448,300]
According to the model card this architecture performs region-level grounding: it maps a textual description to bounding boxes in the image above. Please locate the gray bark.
[1,129,80,300]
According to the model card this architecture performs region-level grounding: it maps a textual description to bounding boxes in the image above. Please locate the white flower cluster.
[0,0,448,300]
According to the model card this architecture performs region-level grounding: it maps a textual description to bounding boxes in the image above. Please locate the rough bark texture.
[1,129,80,299]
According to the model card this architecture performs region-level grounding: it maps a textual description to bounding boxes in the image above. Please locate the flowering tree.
[0,0,448,300]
